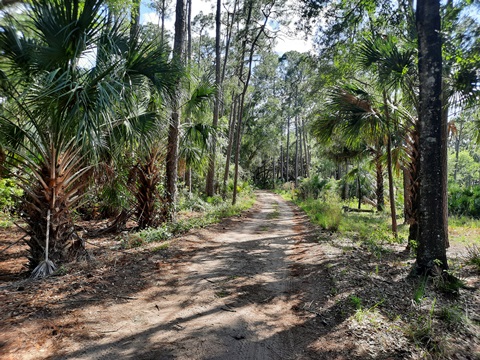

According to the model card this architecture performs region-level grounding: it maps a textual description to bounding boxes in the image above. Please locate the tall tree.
[205,0,222,197]
[164,0,185,221]
[415,0,448,273]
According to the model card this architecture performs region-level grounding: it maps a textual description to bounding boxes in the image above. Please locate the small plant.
[121,233,145,249]
[432,269,465,295]
[54,265,69,276]
[349,294,362,309]
[465,244,480,270]
[138,226,172,243]
[413,276,427,304]
[406,299,443,354]
[152,242,169,252]
[439,305,468,328]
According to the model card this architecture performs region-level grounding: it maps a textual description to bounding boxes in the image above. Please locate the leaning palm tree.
[0,0,176,274]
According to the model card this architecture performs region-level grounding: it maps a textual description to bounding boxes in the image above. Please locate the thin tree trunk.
[441,96,450,248]
[280,144,284,182]
[161,0,166,42]
[286,117,290,182]
[222,95,237,199]
[415,0,448,273]
[164,0,185,222]
[187,0,192,61]
[206,0,221,197]
[221,0,238,86]
[374,148,385,212]
[232,1,270,205]
[357,172,362,210]
[403,168,410,224]
[272,157,276,189]
[383,90,397,237]
[453,121,463,181]
[387,135,398,237]
[301,117,310,178]
[294,115,299,187]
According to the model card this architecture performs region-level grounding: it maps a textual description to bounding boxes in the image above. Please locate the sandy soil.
[0,191,479,360]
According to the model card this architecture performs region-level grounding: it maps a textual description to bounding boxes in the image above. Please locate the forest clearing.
[1,192,479,359]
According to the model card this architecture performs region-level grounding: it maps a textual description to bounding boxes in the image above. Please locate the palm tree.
[0,0,176,274]
[313,84,388,213]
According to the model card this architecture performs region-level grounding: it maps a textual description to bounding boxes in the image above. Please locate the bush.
[297,175,328,200]
[449,184,480,218]
[0,178,22,213]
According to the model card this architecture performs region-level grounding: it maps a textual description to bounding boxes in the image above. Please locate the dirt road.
[51,191,320,360]
[6,191,474,359]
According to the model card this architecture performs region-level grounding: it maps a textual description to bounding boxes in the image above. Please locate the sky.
[139,0,313,55]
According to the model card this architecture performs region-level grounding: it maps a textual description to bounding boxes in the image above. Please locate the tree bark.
[383,89,397,236]
[286,117,290,182]
[374,148,385,212]
[415,0,448,273]
[186,0,192,62]
[206,0,222,197]
[164,0,185,222]
[222,95,238,199]
[294,115,299,187]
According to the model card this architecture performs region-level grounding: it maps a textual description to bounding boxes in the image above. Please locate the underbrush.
[276,188,405,255]
[121,191,256,249]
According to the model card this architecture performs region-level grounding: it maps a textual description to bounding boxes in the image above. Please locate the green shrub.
[449,184,480,218]
[0,178,22,212]
[297,175,328,200]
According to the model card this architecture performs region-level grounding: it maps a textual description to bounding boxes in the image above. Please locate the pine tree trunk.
[286,117,290,182]
[165,0,185,222]
[222,96,237,199]
[301,117,310,178]
[206,0,221,197]
[415,0,448,273]
[294,115,299,187]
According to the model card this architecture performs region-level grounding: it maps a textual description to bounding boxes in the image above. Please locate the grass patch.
[448,216,480,246]
[266,202,280,219]
[406,299,444,354]
[439,305,469,328]
[296,196,342,231]
[122,192,256,248]
[151,242,170,252]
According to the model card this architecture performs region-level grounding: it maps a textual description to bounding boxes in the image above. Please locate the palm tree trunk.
[374,148,385,212]
[387,135,398,237]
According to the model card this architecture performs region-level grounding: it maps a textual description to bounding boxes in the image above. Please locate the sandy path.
[51,191,315,360]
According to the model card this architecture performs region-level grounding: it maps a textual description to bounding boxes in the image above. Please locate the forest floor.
[0,191,479,360]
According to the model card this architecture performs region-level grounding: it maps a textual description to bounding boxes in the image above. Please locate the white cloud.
[275,37,312,55]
